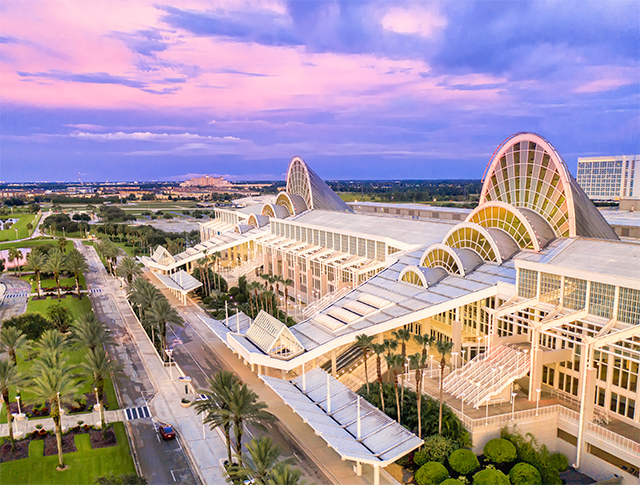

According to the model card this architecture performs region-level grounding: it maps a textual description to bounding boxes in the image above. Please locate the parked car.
[159,425,175,440]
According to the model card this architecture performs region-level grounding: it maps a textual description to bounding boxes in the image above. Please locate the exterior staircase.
[443,344,531,408]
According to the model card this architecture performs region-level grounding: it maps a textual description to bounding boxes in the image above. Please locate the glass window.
[518,269,538,299]
[589,282,615,319]
[617,287,640,325]
[540,273,561,305]
[564,277,587,310]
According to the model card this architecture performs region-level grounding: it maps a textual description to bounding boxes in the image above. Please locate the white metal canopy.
[260,367,423,466]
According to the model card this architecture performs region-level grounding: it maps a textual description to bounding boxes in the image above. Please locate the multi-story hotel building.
[577,155,640,201]
[141,133,640,484]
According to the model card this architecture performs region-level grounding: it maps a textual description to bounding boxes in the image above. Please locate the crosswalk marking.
[125,405,150,421]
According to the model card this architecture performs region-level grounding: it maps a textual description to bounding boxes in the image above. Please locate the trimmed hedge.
[509,462,542,485]
[414,436,460,466]
[473,468,510,485]
[415,462,449,485]
[449,449,480,475]
[441,479,464,485]
[483,438,517,464]
[549,452,569,472]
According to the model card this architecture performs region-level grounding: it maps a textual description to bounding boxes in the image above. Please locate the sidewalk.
[146,271,400,485]
[1,409,124,438]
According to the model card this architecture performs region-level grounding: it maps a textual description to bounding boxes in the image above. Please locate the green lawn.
[0,422,135,485]
[27,294,93,320]
[0,238,74,253]
[0,214,38,241]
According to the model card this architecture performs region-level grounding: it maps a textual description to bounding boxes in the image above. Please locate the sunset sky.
[1,0,638,182]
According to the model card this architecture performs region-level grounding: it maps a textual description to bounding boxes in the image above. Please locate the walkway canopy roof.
[245,311,305,360]
[154,270,202,293]
[261,368,423,466]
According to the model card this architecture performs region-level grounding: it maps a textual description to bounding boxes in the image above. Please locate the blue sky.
[1,0,638,182]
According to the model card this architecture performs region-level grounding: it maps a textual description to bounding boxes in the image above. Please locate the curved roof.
[444,222,511,264]
[285,157,352,212]
[419,243,483,277]
[276,191,307,216]
[398,265,448,288]
[234,224,254,234]
[480,132,617,240]
[466,201,555,251]
[247,213,270,228]
[261,203,290,219]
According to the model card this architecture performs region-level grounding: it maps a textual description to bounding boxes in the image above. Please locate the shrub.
[509,462,542,485]
[483,438,517,464]
[449,449,480,475]
[2,313,54,340]
[441,480,465,485]
[415,435,460,465]
[415,462,449,485]
[549,452,569,472]
[472,468,510,485]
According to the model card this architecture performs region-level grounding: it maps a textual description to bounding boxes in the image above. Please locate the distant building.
[181,175,232,188]
[577,155,640,200]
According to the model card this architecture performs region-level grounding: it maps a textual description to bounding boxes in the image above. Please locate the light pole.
[461,349,466,366]
[511,392,517,419]
[477,337,482,359]
[15,395,21,415]
[429,355,435,372]
[452,352,459,371]
[536,388,541,416]
[165,348,174,380]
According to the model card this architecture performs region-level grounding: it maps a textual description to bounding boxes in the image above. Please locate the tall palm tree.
[71,313,115,353]
[383,338,398,383]
[283,278,293,322]
[57,236,67,253]
[384,353,404,424]
[146,298,183,358]
[128,277,161,319]
[0,358,24,449]
[372,343,386,413]
[0,327,29,365]
[35,329,68,355]
[228,436,295,485]
[354,334,374,396]
[414,334,434,364]
[408,353,426,438]
[435,339,454,434]
[79,347,123,435]
[29,365,82,470]
[228,382,276,466]
[116,256,142,285]
[8,248,23,276]
[213,251,222,290]
[45,248,67,298]
[392,328,412,406]
[193,371,240,464]
[65,248,88,299]
[268,463,306,485]
[24,249,47,298]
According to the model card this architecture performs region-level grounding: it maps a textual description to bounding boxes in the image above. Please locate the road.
[79,242,198,485]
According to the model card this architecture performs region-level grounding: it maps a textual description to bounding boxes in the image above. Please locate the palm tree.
[128,277,161,319]
[268,463,306,485]
[57,236,67,253]
[354,334,374,396]
[228,436,295,485]
[435,339,454,434]
[29,365,81,470]
[384,353,404,424]
[408,353,426,438]
[213,251,222,290]
[414,334,434,365]
[65,248,88,299]
[383,338,398,383]
[35,329,68,355]
[0,327,29,365]
[116,256,142,285]
[79,347,122,435]
[372,343,386,412]
[146,298,183,358]
[0,358,24,449]
[392,328,412,406]
[282,278,293,322]
[193,371,240,464]
[8,248,23,276]
[45,248,67,298]
[71,313,115,353]
[228,382,276,466]
[24,249,47,298]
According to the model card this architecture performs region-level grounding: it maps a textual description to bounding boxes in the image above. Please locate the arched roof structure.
[466,201,555,252]
[285,157,352,212]
[419,244,483,277]
[234,224,254,234]
[443,222,519,264]
[247,213,270,228]
[480,132,617,240]
[398,265,448,288]
[261,203,290,220]
[276,192,307,216]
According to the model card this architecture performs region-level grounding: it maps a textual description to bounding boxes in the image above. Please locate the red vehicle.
[159,425,175,440]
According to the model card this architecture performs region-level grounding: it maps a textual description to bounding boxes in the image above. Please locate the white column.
[373,464,380,485]
[326,373,331,414]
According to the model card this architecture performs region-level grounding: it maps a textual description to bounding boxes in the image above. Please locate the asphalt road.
[79,243,198,485]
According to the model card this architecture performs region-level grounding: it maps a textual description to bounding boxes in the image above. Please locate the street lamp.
[165,348,174,380]
[461,349,466,366]
[452,352,459,371]
[429,355,435,372]
[536,388,541,416]
[15,395,21,415]
[477,337,482,359]
[511,392,518,419]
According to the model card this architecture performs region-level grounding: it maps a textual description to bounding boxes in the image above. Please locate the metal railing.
[302,286,351,319]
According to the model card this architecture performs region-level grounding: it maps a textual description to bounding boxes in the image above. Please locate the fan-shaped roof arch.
[443,222,519,264]
[247,213,270,228]
[285,157,352,212]
[261,203,290,219]
[419,244,483,277]
[398,265,448,288]
[480,132,617,240]
[276,191,307,216]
